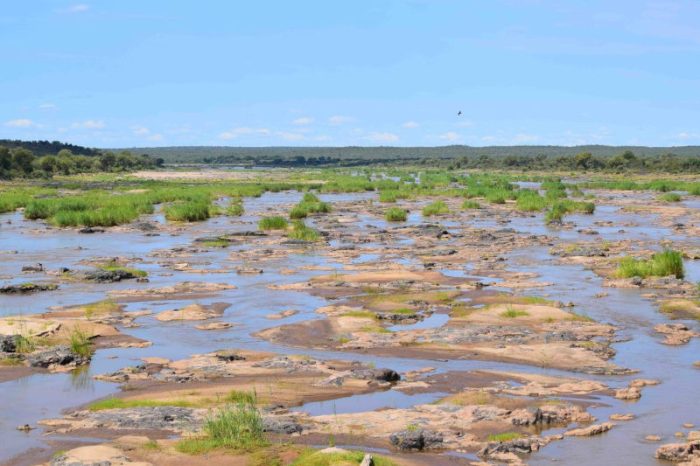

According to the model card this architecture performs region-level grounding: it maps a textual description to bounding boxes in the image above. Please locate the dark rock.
[133,221,158,232]
[21,263,44,272]
[78,227,105,234]
[351,368,401,382]
[0,283,58,294]
[84,269,137,282]
[0,335,19,353]
[479,437,544,457]
[263,416,303,434]
[215,351,246,362]
[389,428,443,451]
[27,345,89,368]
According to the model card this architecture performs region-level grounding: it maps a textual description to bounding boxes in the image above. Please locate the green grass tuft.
[385,207,407,221]
[258,216,288,230]
[616,250,684,279]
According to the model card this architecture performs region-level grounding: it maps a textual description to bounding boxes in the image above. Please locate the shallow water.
[0,187,698,464]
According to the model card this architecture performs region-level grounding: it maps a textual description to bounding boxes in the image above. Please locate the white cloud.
[276,131,305,141]
[219,127,270,140]
[314,135,332,142]
[512,133,539,143]
[72,119,105,129]
[5,118,35,128]
[67,4,90,13]
[39,103,57,110]
[366,132,399,143]
[329,115,354,125]
[132,126,151,136]
[148,133,163,142]
[439,131,461,142]
[402,121,419,129]
[676,131,699,141]
[292,117,313,126]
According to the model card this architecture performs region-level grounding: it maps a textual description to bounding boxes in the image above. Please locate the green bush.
[515,190,547,212]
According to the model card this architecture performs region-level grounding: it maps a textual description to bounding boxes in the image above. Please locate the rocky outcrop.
[262,416,303,434]
[351,368,401,382]
[84,269,139,282]
[564,422,614,437]
[389,428,443,451]
[479,437,548,457]
[0,283,58,294]
[27,345,89,368]
[655,440,700,462]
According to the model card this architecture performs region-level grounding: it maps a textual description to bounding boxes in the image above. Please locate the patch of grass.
[385,207,407,221]
[290,448,398,466]
[616,250,684,279]
[227,200,245,216]
[177,395,267,454]
[258,216,288,230]
[82,300,120,319]
[422,200,449,216]
[164,199,211,222]
[224,390,258,405]
[341,310,377,319]
[462,199,481,209]
[659,192,682,202]
[287,220,320,241]
[15,335,36,353]
[516,190,547,212]
[100,261,148,278]
[142,439,161,451]
[69,327,93,358]
[500,306,529,318]
[359,325,391,334]
[0,356,23,366]
[202,239,231,248]
[487,432,522,442]
[88,397,196,411]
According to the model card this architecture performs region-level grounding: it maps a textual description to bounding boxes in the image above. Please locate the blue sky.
[1,1,699,148]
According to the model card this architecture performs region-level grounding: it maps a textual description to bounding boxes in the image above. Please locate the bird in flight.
[457,111,462,116]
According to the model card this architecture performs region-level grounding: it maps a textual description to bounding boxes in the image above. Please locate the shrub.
[616,250,684,279]
[422,200,449,216]
[258,216,288,230]
[289,204,309,219]
[291,449,398,466]
[385,207,407,221]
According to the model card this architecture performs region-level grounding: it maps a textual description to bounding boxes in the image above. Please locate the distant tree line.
[184,150,700,173]
[0,142,162,180]
[447,150,700,173]
[130,144,700,173]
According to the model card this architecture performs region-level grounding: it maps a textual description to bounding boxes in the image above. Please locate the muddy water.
[0,189,698,464]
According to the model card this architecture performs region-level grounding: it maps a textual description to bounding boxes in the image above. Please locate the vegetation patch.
[385,207,407,221]
[487,432,522,442]
[422,200,450,216]
[616,250,684,279]
[177,394,267,454]
[259,216,289,230]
